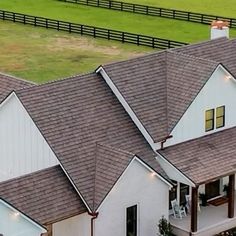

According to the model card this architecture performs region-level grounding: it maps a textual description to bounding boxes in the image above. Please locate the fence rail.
[59,0,236,28]
[0,10,187,49]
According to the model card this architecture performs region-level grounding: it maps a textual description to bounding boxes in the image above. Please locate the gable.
[165,65,236,147]
[0,93,59,181]
[0,199,46,236]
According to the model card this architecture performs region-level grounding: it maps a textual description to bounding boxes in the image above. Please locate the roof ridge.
[96,142,135,157]
[0,72,36,85]
[167,50,219,64]
[15,71,97,93]
[101,50,166,68]
[0,165,60,185]
[170,37,229,52]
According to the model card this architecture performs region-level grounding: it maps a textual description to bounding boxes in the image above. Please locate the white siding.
[52,213,91,236]
[95,159,169,236]
[0,201,44,236]
[0,93,58,181]
[165,66,236,147]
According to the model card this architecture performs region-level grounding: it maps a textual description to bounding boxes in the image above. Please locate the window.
[126,205,137,236]
[205,106,225,132]
[216,106,225,129]
[205,109,214,131]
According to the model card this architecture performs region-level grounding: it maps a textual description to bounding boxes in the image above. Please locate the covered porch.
[169,174,236,236]
[170,190,236,236]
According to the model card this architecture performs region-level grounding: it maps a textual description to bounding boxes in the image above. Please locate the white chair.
[171,199,186,219]
[185,194,201,213]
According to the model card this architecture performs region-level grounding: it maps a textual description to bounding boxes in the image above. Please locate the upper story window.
[205,106,225,132]
[205,109,214,131]
[216,106,225,128]
[126,205,137,236]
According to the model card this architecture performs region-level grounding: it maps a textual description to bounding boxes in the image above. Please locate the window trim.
[205,109,215,132]
[126,204,137,236]
[216,105,225,129]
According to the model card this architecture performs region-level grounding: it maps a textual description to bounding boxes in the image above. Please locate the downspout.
[160,135,173,150]
[88,212,99,236]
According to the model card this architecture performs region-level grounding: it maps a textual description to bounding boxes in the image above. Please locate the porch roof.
[158,127,236,185]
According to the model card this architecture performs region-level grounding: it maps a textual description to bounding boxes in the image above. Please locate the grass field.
[0,0,236,43]
[120,0,236,18]
[0,21,153,83]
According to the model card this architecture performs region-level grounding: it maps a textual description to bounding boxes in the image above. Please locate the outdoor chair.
[171,199,186,219]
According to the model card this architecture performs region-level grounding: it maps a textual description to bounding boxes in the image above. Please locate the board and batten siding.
[0,93,59,182]
[52,213,91,236]
[94,159,169,236]
[0,200,46,236]
[165,65,236,147]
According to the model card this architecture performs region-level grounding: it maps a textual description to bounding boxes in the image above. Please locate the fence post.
[81,25,83,35]
[122,32,124,43]
[34,17,37,26]
[108,29,110,40]
[57,20,59,30]
[23,15,26,24]
[93,27,96,37]
[173,10,176,19]
[13,13,15,22]
[137,35,139,45]
[121,2,123,11]
[146,6,148,15]
[152,38,155,48]
[69,22,71,32]
[168,40,171,48]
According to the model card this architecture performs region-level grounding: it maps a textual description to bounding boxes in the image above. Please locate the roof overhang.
[0,198,47,233]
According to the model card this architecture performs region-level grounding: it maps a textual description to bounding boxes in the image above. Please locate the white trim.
[0,198,47,233]
[156,152,195,187]
[219,64,236,83]
[96,155,172,211]
[134,156,172,188]
[96,66,157,151]
[1,92,92,213]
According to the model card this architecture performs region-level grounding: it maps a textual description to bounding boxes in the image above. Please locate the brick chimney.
[211,20,229,39]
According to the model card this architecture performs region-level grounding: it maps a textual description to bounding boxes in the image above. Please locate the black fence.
[0,10,187,49]
[59,0,236,28]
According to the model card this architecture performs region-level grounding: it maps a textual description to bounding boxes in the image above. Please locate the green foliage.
[0,0,236,43]
[120,0,236,18]
[158,216,173,236]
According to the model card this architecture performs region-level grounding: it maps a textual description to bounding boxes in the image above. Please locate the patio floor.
[170,195,236,236]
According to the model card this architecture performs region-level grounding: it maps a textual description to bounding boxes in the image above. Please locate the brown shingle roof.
[0,73,33,101]
[93,143,135,211]
[102,51,218,141]
[15,72,163,211]
[173,37,236,76]
[0,165,87,225]
[158,127,236,185]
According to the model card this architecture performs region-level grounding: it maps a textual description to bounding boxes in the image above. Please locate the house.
[0,36,236,236]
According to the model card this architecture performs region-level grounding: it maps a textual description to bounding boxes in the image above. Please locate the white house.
[1,36,236,236]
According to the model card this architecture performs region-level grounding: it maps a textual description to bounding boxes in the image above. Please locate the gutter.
[160,135,173,149]
[88,212,99,236]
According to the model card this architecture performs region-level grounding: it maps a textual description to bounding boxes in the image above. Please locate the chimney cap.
[211,20,229,29]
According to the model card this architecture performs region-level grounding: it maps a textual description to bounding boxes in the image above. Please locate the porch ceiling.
[158,127,236,185]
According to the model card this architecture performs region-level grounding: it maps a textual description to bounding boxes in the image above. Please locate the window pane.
[206,120,214,131]
[216,106,225,117]
[205,109,214,120]
[216,117,224,128]
[127,205,137,236]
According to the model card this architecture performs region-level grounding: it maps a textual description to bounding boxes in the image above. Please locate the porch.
[170,192,236,236]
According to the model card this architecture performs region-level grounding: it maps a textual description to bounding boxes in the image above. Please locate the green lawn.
[120,0,236,18]
[0,21,153,83]
[0,0,236,43]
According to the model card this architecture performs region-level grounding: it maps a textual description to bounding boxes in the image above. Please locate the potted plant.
[199,193,207,206]
[158,216,173,236]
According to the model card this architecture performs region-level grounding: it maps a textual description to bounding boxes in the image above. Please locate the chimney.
[211,20,229,39]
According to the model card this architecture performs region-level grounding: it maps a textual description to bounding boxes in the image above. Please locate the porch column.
[228,174,235,218]
[191,186,198,233]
